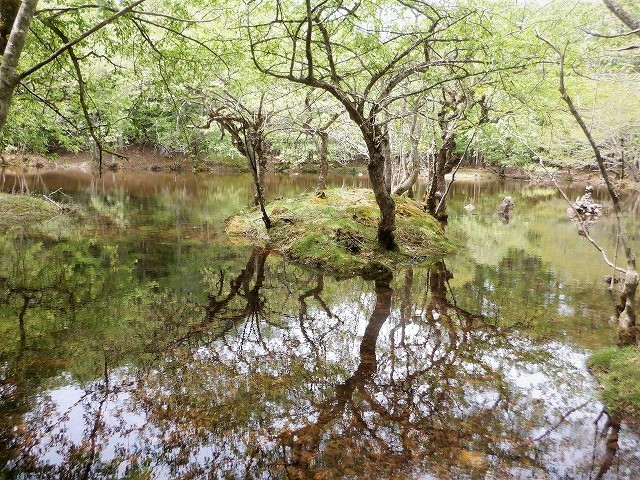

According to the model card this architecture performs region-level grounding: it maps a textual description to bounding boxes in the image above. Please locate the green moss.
[0,192,61,231]
[212,155,250,173]
[588,347,640,417]
[226,188,454,277]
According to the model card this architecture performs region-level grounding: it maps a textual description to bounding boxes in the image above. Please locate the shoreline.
[1,148,637,191]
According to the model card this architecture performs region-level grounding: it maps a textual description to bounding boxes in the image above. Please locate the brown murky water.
[1,168,640,479]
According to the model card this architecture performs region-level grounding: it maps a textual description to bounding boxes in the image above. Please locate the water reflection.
[2,235,639,478]
[2,172,640,478]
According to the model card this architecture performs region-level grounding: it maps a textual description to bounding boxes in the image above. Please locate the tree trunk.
[0,0,21,55]
[254,152,267,206]
[251,153,271,229]
[424,110,457,220]
[245,131,271,229]
[0,0,39,142]
[315,131,328,191]
[603,0,640,36]
[382,131,392,194]
[392,113,421,196]
[618,269,639,345]
[424,146,450,219]
[368,146,396,250]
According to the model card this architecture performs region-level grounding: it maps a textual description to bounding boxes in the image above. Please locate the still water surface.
[1,169,640,479]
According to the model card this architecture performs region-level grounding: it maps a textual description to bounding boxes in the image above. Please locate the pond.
[1,168,640,479]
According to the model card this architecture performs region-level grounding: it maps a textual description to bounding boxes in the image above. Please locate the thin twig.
[42,194,66,211]
[508,127,626,274]
[533,400,590,442]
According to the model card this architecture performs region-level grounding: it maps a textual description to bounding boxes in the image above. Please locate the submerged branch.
[510,127,626,275]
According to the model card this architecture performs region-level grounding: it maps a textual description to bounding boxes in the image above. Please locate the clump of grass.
[213,155,250,173]
[588,347,640,417]
[227,188,454,277]
[0,192,61,231]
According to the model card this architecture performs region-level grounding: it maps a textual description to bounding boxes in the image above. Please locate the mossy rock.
[0,192,61,231]
[226,188,455,277]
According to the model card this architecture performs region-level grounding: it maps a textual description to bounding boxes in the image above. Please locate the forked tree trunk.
[393,113,421,197]
[246,146,271,229]
[209,108,271,230]
[425,141,453,219]
[0,0,39,142]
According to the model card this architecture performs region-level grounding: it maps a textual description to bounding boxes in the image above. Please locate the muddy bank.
[1,146,248,173]
[3,148,639,194]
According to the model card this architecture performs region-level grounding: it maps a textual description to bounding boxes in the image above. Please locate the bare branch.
[602,0,640,38]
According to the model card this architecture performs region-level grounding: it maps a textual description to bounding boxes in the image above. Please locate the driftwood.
[567,186,602,218]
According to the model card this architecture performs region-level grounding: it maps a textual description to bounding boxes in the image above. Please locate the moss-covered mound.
[0,192,61,230]
[227,188,454,276]
[588,347,640,418]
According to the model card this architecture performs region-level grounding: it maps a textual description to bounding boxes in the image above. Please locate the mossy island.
[0,192,62,231]
[226,188,454,277]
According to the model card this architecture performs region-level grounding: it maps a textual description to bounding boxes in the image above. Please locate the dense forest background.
[0,0,638,177]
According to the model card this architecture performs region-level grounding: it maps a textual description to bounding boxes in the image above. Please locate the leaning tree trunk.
[0,0,39,142]
[603,0,640,36]
[244,132,271,229]
[562,84,638,345]
[0,0,21,55]
[541,34,640,345]
[392,158,419,197]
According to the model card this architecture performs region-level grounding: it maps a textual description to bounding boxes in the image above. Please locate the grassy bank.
[0,192,62,231]
[226,188,454,277]
[588,347,640,417]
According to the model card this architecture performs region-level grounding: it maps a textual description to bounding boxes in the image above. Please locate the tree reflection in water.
[2,245,640,478]
[120,254,571,478]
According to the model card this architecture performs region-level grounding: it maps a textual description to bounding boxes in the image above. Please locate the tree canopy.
[0,0,638,243]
